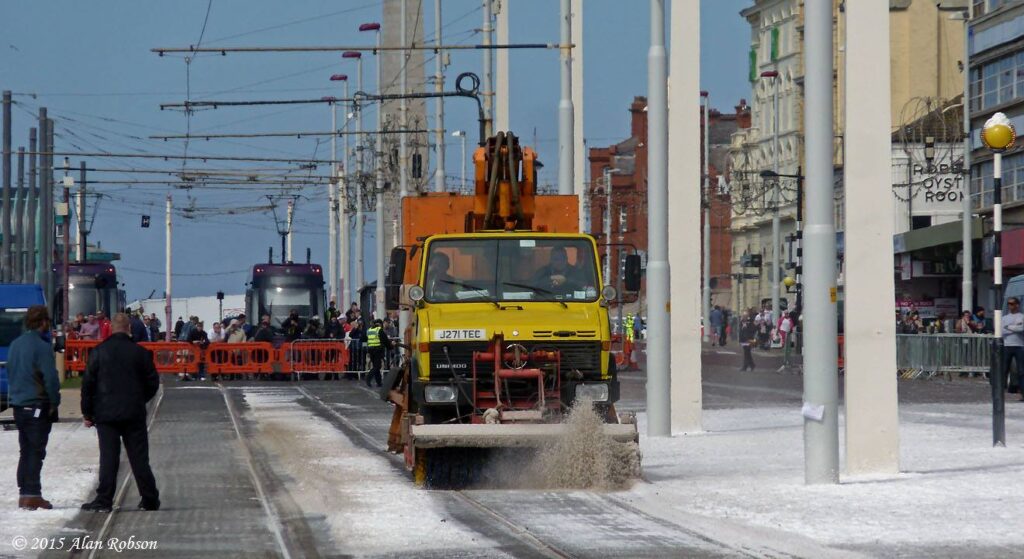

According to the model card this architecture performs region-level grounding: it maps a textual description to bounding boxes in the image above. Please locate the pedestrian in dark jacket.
[739,317,758,372]
[7,306,60,510]
[173,317,185,339]
[129,313,148,342]
[81,313,161,513]
[254,318,274,343]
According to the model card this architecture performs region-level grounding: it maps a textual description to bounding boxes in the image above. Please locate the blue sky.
[1,0,750,300]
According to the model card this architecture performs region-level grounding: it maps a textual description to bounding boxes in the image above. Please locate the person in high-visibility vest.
[623,314,635,369]
[365,318,392,388]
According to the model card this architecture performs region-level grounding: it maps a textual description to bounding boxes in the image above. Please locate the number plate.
[433,329,487,341]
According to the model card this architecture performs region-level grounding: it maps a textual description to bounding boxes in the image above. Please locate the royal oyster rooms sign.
[892,143,965,234]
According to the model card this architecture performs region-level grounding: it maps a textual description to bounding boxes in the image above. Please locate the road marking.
[220,385,292,559]
[714,350,738,355]
[455,491,575,559]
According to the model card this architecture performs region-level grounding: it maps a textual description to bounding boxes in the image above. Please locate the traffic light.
[141,215,151,228]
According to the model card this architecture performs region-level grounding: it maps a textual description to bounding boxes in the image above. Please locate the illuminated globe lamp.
[783,276,796,289]
[981,112,1016,153]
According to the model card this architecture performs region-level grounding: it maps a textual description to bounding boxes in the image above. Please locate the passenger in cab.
[533,246,581,292]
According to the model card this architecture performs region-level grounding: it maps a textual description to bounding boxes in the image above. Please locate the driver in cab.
[426,251,457,301]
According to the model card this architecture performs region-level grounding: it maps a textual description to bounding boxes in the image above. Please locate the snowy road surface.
[0,370,1020,558]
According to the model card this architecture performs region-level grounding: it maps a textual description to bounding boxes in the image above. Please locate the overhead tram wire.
[23,151,336,165]
[152,43,566,55]
[148,129,432,140]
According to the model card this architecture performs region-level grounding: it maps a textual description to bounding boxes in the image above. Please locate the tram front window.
[260,286,322,329]
[68,284,115,318]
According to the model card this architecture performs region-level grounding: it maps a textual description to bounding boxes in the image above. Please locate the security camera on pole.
[981,111,1015,447]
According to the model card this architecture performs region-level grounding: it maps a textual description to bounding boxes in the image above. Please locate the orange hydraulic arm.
[471,132,538,231]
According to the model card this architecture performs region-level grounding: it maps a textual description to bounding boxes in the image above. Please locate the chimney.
[735,99,752,129]
[630,96,648,140]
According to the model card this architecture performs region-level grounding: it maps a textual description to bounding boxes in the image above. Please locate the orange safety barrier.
[65,339,100,372]
[139,342,202,375]
[205,342,278,375]
[837,334,845,370]
[284,340,350,374]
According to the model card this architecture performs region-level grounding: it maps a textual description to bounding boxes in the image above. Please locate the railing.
[896,334,996,379]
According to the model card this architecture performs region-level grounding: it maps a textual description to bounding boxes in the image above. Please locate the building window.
[970,152,1024,210]
[971,50,1024,112]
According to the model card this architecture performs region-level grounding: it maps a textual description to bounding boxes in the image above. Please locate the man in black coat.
[129,313,149,342]
[80,313,161,512]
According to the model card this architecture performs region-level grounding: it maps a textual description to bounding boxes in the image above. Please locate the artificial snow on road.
[0,421,99,555]
[239,388,505,557]
[625,403,1024,554]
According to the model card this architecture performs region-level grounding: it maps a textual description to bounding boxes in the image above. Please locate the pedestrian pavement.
[44,384,300,558]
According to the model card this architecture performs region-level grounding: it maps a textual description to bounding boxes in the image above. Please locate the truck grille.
[428,341,602,380]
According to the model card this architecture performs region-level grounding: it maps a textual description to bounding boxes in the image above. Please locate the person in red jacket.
[97,311,112,340]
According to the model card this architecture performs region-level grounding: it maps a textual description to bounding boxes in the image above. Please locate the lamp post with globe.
[981,111,1016,447]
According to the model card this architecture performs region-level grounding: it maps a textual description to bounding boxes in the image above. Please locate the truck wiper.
[440,279,499,308]
[501,281,568,309]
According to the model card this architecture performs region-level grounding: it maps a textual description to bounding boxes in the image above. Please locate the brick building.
[587,96,750,308]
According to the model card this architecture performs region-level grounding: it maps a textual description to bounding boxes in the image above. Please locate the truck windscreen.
[424,238,600,303]
[0,311,25,347]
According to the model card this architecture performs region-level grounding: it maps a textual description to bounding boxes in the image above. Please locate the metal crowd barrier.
[346,339,369,377]
[895,334,996,379]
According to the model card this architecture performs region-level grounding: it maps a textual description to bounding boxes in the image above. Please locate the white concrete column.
[495,0,510,132]
[843,0,899,475]
[572,0,585,228]
[668,0,702,433]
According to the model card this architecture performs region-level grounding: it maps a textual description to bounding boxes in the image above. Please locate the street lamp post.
[359,21,386,315]
[326,93,339,305]
[762,168,804,351]
[603,167,614,283]
[761,69,781,327]
[981,111,1016,447]
[701,90,711,343]
[452,131,468,193]
[344,50,363,305]
[330,73,350,309]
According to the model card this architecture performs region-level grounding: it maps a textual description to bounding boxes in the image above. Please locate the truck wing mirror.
[624,254,642,292]
[385,247,408,310]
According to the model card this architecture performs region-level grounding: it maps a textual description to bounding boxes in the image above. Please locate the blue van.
[0,285,47,412]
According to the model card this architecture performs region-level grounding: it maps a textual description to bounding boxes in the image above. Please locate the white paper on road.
[801,402,825,422]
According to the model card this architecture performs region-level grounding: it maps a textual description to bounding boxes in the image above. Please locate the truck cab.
[407,232,618,422]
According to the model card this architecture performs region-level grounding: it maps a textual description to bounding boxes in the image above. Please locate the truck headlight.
[424,384,457,403]
[575,383,609,402]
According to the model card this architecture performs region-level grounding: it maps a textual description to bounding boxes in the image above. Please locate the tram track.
[218,384,294,559]
[81,387,165,559]
[295,384,583,558]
